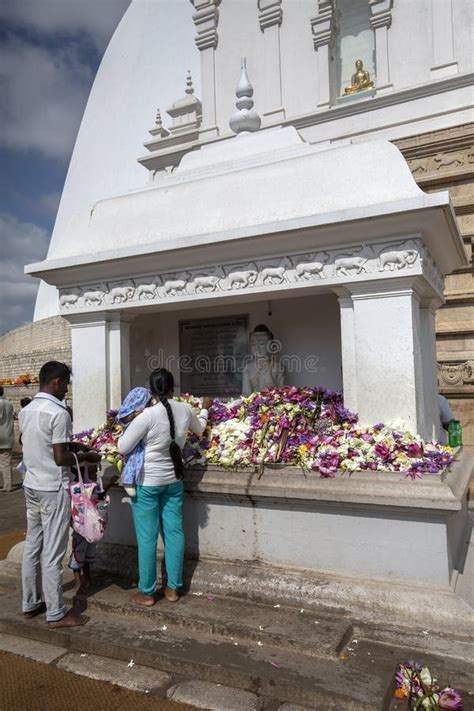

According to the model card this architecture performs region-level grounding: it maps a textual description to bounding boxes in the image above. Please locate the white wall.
[211,0,472,134]
[129,292,342,395]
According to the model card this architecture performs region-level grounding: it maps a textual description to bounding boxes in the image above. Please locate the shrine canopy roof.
[26,127,465,285]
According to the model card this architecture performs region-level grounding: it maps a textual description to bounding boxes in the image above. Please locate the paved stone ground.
[0,648,194,711]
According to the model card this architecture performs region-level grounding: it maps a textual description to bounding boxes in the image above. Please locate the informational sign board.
[179,315,248,397]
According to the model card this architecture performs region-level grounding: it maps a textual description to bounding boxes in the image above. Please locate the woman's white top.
[118,400,208,486]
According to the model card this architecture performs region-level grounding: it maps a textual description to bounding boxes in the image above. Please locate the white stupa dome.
[34,0,200,320]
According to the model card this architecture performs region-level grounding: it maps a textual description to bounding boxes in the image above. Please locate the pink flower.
[439,688,463,709]
[407,442,424,457]
[375,442,392,462]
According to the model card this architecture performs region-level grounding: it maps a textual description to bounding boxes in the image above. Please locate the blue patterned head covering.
[116,387,151,425]
[116,387,151,487]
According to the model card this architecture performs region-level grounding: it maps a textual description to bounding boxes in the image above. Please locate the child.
[69,462,117,593]
[116,387,152,497]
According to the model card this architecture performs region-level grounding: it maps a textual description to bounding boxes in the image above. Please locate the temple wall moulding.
[438,360,474,389]
[406,146,474,184]
[368,0,393,30]
[310,0,336,50]
[190,0,221,51]
[58,238,443,314]
[395,124,474,161]
[258,0,283,31]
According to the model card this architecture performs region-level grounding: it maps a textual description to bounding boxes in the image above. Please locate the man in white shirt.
[19,361,100,628]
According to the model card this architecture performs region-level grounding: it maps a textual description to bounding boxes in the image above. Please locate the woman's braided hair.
[149,368,184,480]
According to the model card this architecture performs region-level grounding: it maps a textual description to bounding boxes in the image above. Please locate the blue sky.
[0,0,130,335]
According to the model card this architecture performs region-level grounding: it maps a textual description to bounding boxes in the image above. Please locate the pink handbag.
[70,454,109,544]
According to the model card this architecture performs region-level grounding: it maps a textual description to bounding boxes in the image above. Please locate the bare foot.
[24,602,47,619]
[47,611,89,628]
[131,591,155,607]
[164,586,179,603]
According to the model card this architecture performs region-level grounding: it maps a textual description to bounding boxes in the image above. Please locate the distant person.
[118,368,211,606]
[19,361,101,628]
[438,393,454,445]
[0,386,14,492]
[20,397,32,409]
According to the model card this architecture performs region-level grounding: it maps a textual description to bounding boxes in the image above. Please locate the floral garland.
[73,387,453,479]
[394,661,463,708]
[0,373,39,386]
[73,409,124,472]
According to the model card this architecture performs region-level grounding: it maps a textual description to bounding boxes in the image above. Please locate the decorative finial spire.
[229,58,261,135]
[185,70,194,95]
[155,109,163,129]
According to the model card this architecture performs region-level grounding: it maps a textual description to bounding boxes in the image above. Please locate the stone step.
[1,584,474,710]
[64,579,474,667]
[2,561,473,669]
[64,578,353,660]
[0,587,382,710]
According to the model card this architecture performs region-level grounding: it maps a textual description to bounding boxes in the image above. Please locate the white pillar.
[311,1,336,109]
[419,301,443,441]
[67,313,132,432]
[430,0,458,79]
[349,281,428,434]
[192,0,220,139]
[258,0,285,123]
[369,0,393,94]
[108,315,132,412]
[337,293,358,415]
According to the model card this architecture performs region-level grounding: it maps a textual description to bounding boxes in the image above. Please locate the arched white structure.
[34,0,200,320]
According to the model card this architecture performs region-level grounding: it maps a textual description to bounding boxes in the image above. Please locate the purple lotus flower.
[407,442,424,457]
[72,428,94,441]
[375,442,392,461]
[314,451,339,478]
[439,688,463,708]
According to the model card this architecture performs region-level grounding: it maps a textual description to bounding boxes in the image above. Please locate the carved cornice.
[58,238,443,314]
[369,0,393,30]
[258,0,283,31]
[438,360,474,388]
[190,0,221,51]
[405,145,474,186]
[395,123,474,160]
[310,0,336,50]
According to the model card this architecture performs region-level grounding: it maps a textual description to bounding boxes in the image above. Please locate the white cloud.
[0,0,131,53]
[0,36,95,158]
[0,213,50,334]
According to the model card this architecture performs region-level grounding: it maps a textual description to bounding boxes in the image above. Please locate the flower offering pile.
[73,387,453,479]
[73,409,124,473]
[393,661,463,709]
[181,387,452,478]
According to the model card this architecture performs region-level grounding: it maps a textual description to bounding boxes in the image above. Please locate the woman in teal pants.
[118,368,211,605]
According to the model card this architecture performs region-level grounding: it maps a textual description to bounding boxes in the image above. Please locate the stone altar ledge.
[183,449,471,513]
[103,452,473,590]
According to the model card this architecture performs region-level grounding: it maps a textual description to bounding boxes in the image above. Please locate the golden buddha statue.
[344,59,374,95]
